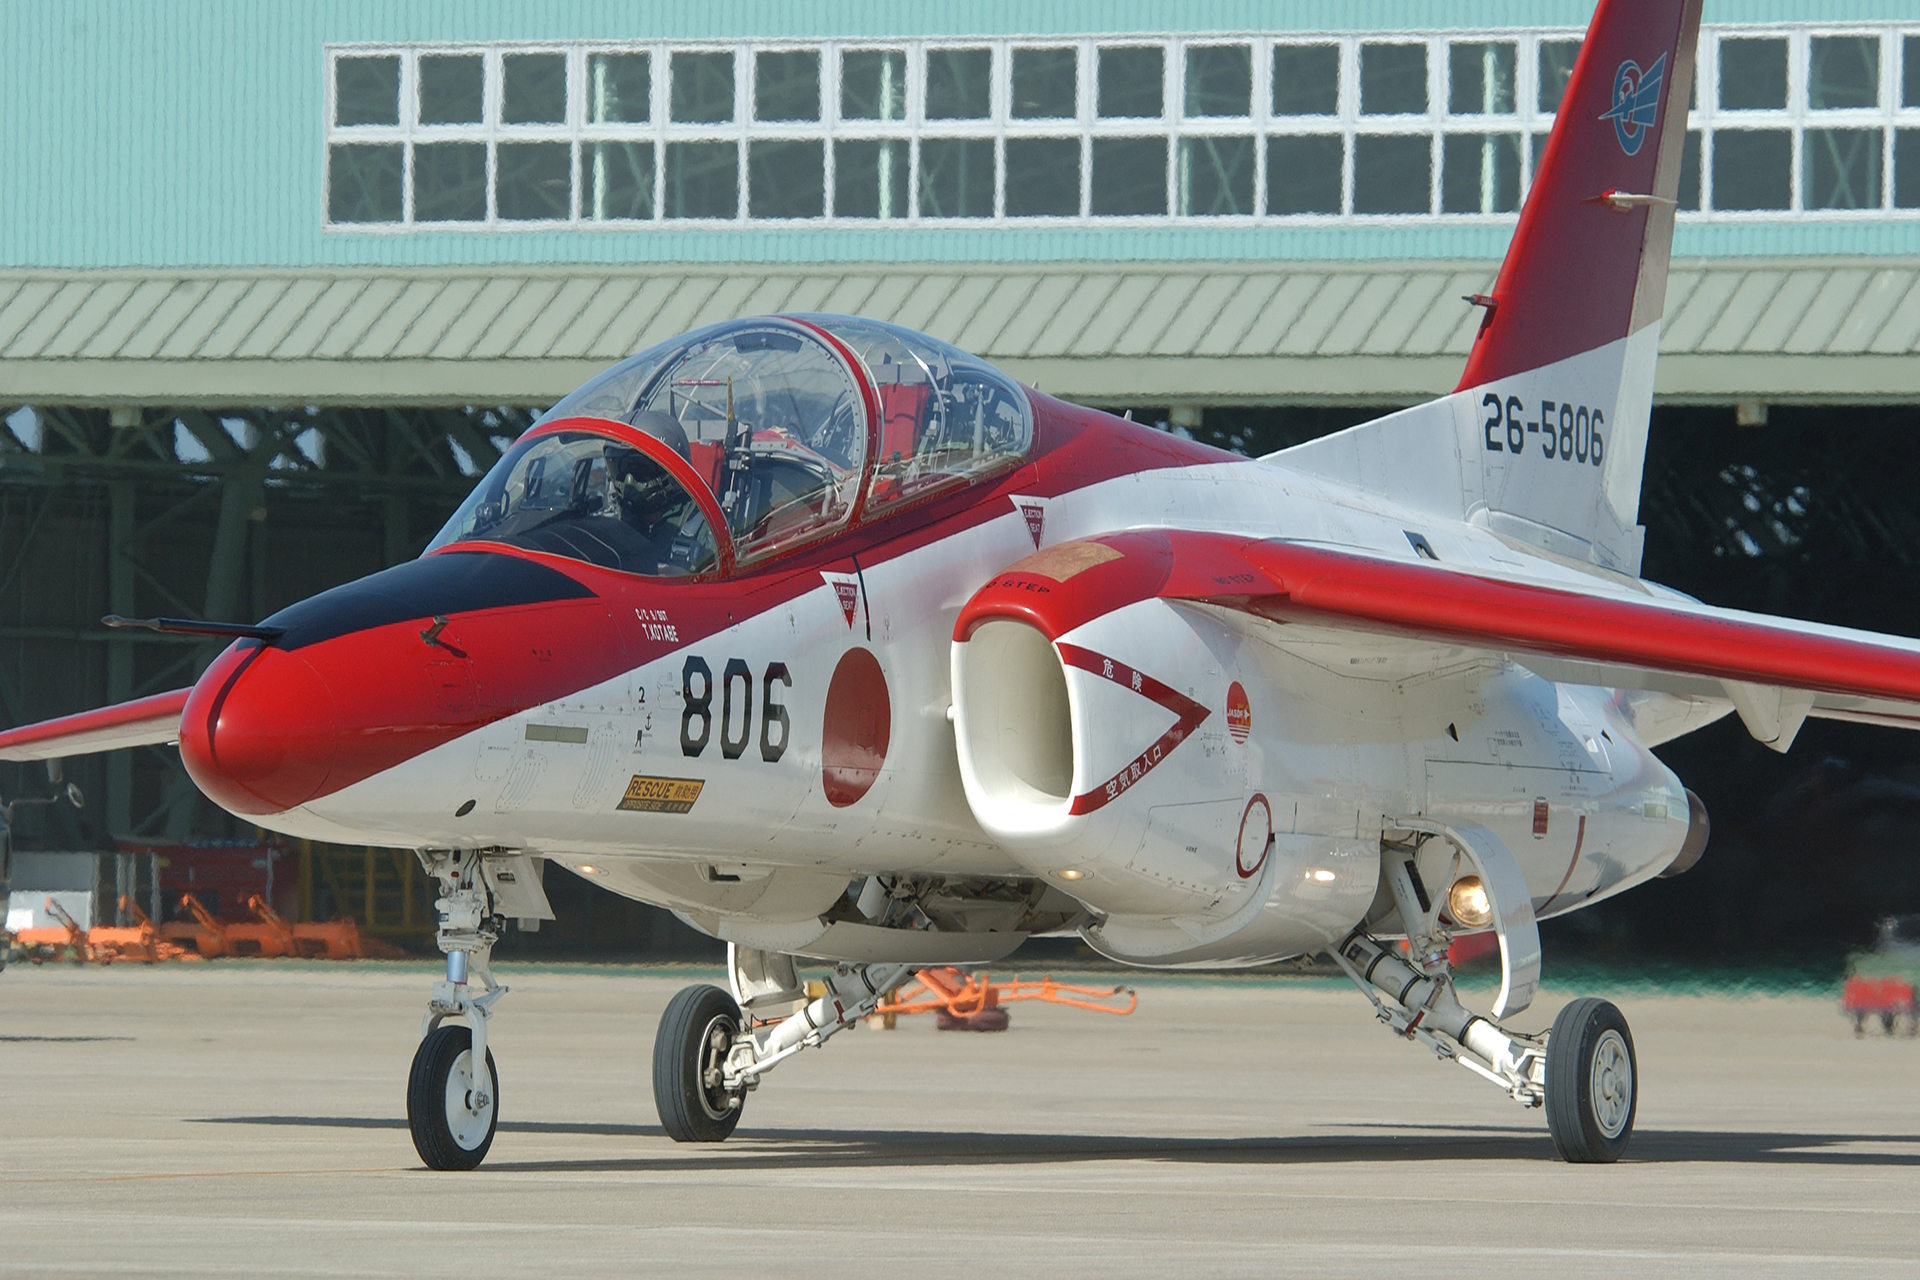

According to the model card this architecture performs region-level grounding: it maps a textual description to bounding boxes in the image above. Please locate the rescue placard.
[616,775,705,814]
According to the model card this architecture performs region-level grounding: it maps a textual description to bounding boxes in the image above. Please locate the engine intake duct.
[952,619,1074,816]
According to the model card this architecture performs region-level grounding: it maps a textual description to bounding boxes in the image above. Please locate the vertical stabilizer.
[1273,0,1702,576]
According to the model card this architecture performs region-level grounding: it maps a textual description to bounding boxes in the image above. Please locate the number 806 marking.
[1482,393,1605,466]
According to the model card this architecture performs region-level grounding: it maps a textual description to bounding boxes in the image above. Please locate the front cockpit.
[427,315,1032,578]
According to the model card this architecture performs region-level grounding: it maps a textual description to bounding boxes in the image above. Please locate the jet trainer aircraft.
[3,0,1899,1166]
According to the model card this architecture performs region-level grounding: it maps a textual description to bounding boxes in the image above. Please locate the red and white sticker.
[1012,496,1048,548]
[1226,681,1252,744]
[820,572,860,629]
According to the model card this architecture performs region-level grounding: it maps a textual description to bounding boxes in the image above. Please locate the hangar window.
[419,55,484,125]
[1090,136,1167,215]
[1535,40,1579,112]
[1013,47,1076,119]
[589,53,650,124]
[1360,44,1427,115]
[1186,45,1252,118]
[1006,137,1081,217]
[672,51,736,123]
[335,56,400,126]
[1097,46,1163,119]
[324,25,1920,230]
[756,50,821,122]
[503,53,567,124]
[328,144,402,223]
[842,49,907,119]
[1272,44,1337,116]
[1180,136,1254,215]
[1449,43,1515,115]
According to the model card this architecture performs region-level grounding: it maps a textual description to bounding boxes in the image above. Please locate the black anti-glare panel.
[262,551,596,650]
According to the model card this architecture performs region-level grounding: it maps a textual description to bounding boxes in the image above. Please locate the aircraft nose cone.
[179,642,340,816]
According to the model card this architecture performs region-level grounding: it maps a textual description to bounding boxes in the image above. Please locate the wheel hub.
[1589,1029,1632,1139]
[696,1014,740,1121]
[443,1048,496,1151]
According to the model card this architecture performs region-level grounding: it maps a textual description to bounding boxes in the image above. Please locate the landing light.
[1055,868,1088,881]
[578,864,608,877]
[1308,868,1337,883]
[1448,876,1492,929]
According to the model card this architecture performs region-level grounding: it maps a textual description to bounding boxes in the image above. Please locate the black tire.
[1544,997,1636,1164]
[653,984,744,1143]
[407,1024,499,1171]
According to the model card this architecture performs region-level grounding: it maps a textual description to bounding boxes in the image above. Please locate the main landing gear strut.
[1333,821,1638,1163]
[652,944,912,1142]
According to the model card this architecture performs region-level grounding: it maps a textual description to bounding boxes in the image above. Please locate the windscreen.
[426,432,719,577]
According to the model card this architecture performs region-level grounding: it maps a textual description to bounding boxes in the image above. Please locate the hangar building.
[3,1,1917,943]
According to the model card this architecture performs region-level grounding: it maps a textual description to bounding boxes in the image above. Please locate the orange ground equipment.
[1842,976,1918,1037]
[6,895,200,964]
[8,896,94,963]
[873,967,1137,1031]
[5,890,402,964]
[158,891,402,959]
[248,893,404,959]
[84,896,201,963]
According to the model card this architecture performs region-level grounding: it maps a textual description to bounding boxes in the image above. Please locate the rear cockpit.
[428,315,1031,577]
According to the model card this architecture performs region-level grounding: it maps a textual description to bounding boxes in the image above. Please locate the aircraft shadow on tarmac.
[195,1116,1920,1171]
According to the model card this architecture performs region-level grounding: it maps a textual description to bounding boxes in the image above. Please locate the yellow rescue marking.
[616,775,705,814]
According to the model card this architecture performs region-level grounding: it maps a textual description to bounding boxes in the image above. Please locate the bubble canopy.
[429,316,1032,577]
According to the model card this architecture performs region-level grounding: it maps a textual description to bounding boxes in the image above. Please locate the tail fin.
[1274,0,1702,576]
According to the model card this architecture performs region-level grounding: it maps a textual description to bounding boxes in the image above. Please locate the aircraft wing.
[967,531,1920,752]
[0,688,192,761]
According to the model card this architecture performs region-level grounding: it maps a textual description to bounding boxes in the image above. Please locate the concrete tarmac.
[1,962,1915,1277]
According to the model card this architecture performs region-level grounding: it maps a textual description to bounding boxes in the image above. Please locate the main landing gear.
[651,944,911,1142]
[1332,821,1639,1164]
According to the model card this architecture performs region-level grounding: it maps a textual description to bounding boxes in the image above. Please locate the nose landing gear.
[406,850,546,1171]
[408,1022,499,1170]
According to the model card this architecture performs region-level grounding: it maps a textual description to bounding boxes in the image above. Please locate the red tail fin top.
[1455,0,1702,390]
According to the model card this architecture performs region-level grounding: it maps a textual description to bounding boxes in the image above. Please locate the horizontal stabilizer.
[0,688,192,761]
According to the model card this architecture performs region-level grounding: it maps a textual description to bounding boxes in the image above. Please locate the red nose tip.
[180,643,340,816]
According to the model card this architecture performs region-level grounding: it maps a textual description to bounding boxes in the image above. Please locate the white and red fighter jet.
[1,0,1900,1167]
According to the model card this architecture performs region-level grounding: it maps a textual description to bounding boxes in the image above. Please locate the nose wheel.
[407,1024,499,1170]
[1544,997,1637,1163]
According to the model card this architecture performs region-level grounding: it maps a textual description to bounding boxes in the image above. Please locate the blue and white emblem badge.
[1598,53,1667,156]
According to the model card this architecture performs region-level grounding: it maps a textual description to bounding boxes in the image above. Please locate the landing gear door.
[480,854,556,921]
[1448,824,1541,1019]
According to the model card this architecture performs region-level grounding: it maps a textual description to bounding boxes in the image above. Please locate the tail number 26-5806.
[1482,393,1605,465]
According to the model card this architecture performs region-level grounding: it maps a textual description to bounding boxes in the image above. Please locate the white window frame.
[322,24,1920,233]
